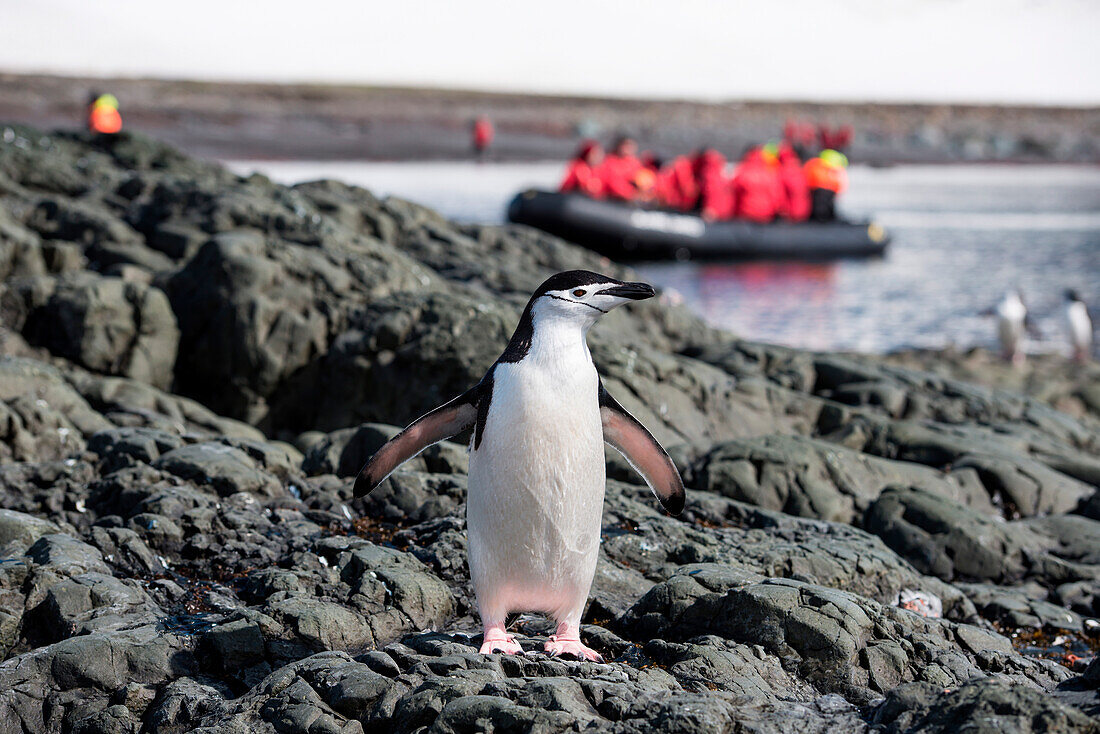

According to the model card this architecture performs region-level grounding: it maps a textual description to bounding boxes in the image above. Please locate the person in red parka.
[692,148,733,220]
[471,116,494,158]
[656,155,699,210]
[831,124,853,152]
[783,119,799,148]
[784,120,817,160]
[633,151,661,201]
[731,147,784,223]
[818,124,854,153]
[559,139,605,198]
[598,135,643,201]
[777,143,811,222]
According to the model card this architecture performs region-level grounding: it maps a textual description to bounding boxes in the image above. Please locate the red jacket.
[694,150,732,220]
[472,118,494,150]
[598,153,642,201]
[559,161,604,198]
[656,156,698,210]
[778,155,811,222]
[819,124,853,151]
[732,151,784,223]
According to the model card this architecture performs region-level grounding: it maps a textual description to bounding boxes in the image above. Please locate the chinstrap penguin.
[995,289,1028,366]
[354,270,685,661]
[1064,290,1093,363]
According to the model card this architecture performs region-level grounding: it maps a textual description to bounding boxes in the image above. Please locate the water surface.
[226,160,1100,354]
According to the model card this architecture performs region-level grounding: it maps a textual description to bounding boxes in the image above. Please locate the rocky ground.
[4,73,1099,164]
[0,123,1097,733]
[882,349,1100,424]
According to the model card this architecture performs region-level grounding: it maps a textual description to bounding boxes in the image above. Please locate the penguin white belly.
[1067,302,1092,351]
[466,359,605,624]
[998,315,1022,353]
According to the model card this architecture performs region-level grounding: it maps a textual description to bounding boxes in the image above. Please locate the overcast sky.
[2,0,1097,105]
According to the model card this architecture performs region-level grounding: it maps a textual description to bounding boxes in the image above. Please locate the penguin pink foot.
[479,625,523,655]
[545,634,603,662]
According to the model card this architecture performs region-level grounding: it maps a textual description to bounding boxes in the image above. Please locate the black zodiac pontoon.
[507,190,889,260]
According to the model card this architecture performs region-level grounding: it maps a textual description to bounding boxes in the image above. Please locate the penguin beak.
[598,282,656,300]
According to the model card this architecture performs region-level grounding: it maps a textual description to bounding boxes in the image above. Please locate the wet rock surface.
[0,125,1097,732]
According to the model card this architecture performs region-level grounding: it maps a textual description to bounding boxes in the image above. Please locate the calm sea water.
[226,160,1100,354]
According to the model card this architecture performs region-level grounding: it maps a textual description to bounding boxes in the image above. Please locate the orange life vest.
[803,157,847,193]
[89,106,122,134]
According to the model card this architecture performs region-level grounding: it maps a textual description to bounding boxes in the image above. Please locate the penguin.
[1064,289,1093,363]
[995,289,1028,366]
[354,270,685,661]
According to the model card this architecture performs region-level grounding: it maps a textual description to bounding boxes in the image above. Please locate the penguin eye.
[572,289,586,297]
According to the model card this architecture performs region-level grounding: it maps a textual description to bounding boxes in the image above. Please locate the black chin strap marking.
[546,293,607,314]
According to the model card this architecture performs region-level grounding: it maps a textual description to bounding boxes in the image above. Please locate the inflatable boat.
[507,190,889,260]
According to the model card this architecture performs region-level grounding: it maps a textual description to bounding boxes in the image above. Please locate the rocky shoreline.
[0,125,1098,733]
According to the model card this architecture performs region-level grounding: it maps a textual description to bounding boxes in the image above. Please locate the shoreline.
[4,72,1098,164]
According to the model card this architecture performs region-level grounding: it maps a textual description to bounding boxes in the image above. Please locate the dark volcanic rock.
[865,486,1042,583]
[873,678,1100,733]
[0,125,1097,732]
[267,291,514,433]
[865,486,1100,615]
[618,566,1067,706]
[0,624,197,733]
[163,223,433,425]
[693,434,991,523]
[9,273,179,390]
[301,423,467,480]
[153,442,283,498]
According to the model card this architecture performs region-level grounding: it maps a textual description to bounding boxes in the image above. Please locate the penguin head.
[530,270,655,326]
[1065,289,1082,303]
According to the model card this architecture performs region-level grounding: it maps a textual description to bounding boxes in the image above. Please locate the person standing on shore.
[784,119,818,160]
[87,92,122,136]
[819,124,854,152]
[472,116,494,159]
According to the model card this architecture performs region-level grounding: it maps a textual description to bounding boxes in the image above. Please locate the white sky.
[2,0,1098,105]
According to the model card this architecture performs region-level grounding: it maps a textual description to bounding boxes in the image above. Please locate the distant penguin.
[995,289,1028,366]
[354,271,684,661]
[1064,289,1093,363]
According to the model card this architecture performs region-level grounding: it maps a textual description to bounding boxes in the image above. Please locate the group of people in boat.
[559,129,851,224]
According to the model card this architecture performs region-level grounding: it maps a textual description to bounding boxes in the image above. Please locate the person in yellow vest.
[87,93,122,136]
[803,148,848,222]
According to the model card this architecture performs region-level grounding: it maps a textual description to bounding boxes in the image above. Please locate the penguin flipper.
[354,387,480,497]
[599,383,686,515]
